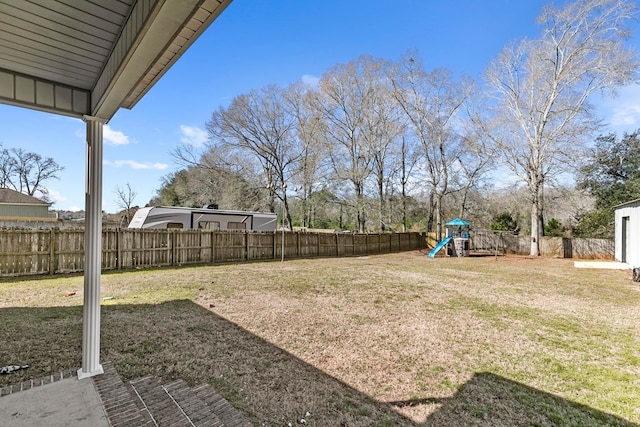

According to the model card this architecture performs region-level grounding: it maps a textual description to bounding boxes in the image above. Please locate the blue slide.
[428,237,453,258]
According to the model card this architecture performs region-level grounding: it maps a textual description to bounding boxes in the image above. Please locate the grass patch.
[1,252,638,425]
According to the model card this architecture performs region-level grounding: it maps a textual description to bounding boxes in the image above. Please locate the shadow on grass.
[396,372,639,426]
[0,300,636,426]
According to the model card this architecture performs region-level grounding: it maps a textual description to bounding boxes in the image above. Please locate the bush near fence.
[0,228,426,277]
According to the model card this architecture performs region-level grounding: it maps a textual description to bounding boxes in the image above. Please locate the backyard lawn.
[0,251,638,426]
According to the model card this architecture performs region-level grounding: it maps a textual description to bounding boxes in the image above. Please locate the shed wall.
[615,201,640,267]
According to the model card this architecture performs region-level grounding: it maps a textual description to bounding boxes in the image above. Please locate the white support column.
[78,116,105,380]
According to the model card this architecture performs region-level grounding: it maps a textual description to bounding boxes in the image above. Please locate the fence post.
[244,231,249,261]
[171,230,176,266]
[116,228,122,270]
[297,232,301,258]
[209,230,216,264]
[562,237,573,259]
[49,228,56,275]
[273,231,277,260]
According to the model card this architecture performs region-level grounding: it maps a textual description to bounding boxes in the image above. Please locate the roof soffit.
[92,0,231,121]
[0,0,232,121]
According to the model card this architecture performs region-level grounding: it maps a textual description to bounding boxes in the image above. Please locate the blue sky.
[1,0,639,212]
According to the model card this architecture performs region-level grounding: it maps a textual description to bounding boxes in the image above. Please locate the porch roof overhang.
[0,0,232,122]
[0,0,233,380]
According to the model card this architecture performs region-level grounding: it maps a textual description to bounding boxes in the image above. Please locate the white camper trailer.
[128,206,277,232]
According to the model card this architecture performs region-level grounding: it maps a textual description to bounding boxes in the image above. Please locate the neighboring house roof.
[614,198,640,210]
[0,188,51,206]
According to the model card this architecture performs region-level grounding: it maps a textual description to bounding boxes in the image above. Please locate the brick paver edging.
[0,368,77,397]
[93,361,155,426]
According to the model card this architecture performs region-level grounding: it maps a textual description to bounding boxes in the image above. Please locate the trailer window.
[227,222,246,230]
[167,222,183,229]
[198,221,220,230]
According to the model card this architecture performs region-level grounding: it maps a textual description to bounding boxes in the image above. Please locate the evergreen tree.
[576,131,640,238]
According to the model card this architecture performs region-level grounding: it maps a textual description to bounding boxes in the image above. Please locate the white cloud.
[301,74,320,87]
[597,84,640,132]
[43,189,67,203]
[68,205,82,212]
[179,125,208,148]
[74,124,132,145]
[104,160,168,170]
[104,125,131,146]
[609,104,640,127]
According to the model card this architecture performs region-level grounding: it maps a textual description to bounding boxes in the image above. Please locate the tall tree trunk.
[458,181,472,219]
[530,204,540,256]
[356,185,365,233]
[530,184,543,256]
[267,185,276,214]
[401,192,407,233]
[539,184,545,237]
[377,168,385,231]
[283,192,293,231]
[426,192,434,234]
[401,138,408,233]
[435,192,443,242]
[301,193,308,228]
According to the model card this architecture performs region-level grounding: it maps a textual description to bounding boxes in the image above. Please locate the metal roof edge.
[613,198,640,209]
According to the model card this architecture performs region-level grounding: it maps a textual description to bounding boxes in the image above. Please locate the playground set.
[428,218,510,258]
[428,218,470,258]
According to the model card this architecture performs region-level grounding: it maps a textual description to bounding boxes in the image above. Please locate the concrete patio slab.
[0,376,109,427]
[573,261,631,270]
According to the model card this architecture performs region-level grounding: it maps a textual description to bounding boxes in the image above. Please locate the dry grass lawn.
[0,251,639,426]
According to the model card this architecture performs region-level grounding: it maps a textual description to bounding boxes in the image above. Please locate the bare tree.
[392,134,422,232]
[114,183,137,226]
[453,103,497,220]
[314,55,389,232]
[1,147,64,200]
[485,0,638,255]
[448,143,489,220]
[206,84,298,229]
[0,146,16,189]
[160,157,267,213]
[363,62,404,231]
[170,137,269,211]
[392,55,472,240]
[285,80,328,228]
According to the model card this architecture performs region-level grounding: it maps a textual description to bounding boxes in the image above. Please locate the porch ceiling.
[0,0,231,121]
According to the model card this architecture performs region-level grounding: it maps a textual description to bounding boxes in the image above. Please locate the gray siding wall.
[0,204,49,218]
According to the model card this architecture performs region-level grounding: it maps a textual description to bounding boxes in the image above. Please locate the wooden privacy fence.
[471,233,614,259]
[0,228,426,277]
[429,231,614,259]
